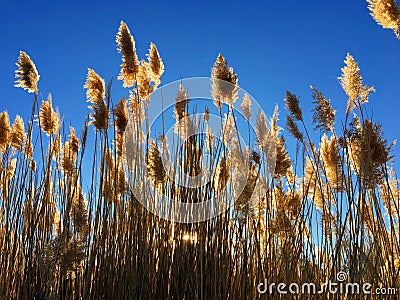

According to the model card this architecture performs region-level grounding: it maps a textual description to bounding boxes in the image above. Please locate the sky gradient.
[1,0,399,168]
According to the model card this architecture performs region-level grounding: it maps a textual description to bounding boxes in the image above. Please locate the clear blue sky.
[1,0,399,168]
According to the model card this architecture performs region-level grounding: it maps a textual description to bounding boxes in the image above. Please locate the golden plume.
[274,136,292,178]
[320,134,343,191]
[348,120,392,188]
[174,84,190,121]
[61,141,76,173]
[211,54,238,110]
[270,104,281,139]
[137,61,153,104]
[52,133,62,160]
[84,68,109,131]
[284,90,303,121]
[14,51,40,93]
[146,139,165,184]
[68,127,80,154]
[39,94,59,136]
[71,185,89,239]
[339,54,375,114]
[24,137,34,159]
[214,154,230,193]
[0,112,12,149]
[115,97,129,135]
[240,94,251,121]
[116,21,139,87]
[114,97,129,159]
[11,115,25,152]
[147,42,164,87]
[367,0,400,40]
[101,148,116,201]
[286,115,303,142]
[311,86,336,133]
[255,112,269,150]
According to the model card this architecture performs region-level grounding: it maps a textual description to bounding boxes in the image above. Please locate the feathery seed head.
[15,51,39,93]
[367,0,400,39]
[339,54,375,114]
[6,158,17,179]
[84,69,109,131]
[234,165,259,213]
[147,43,164,87]
[0,112,12,149]
[284,90,303,121]
[174,84,190,121]
[320,134,343,191]
[211,54,239,109]
[222,114,236,146]
[69,127,80,154]
[116,134,124,159]
[24,137,33,158]
[240,94,252,121]
[52,134,62,160]
[137,61,153,104]
[114,97,129,135]
[104,148,115,173]
[286,115,303,142]
[101,149,116,200]
[348,119,392,188]
[379,168,400,215]
[117,166,126,195]
[340,54,362,102]
[146,139,165,184]
[311,86,336,133]
[274,136,292,178]
[174,114,197,140]
[214,154,230,192]
[39,94,59,136]
[270,104,281,139]
[11,115,25,152]
[71,185,89,238]
[116,21,139,87]
[129,92,145,123]
[61,141,76,173]
[256,112,269,148]
[304,158,317,192]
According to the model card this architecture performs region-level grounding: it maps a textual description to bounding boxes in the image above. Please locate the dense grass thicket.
[1,16,400,299]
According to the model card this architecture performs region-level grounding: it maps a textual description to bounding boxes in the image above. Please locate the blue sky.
[1,0,399,169]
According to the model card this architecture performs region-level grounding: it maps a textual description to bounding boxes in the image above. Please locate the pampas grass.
[0,21,399,300]
[116,21,139,87]
[14,51,40,93]
[367,0,400,40]
[84,68,109,131]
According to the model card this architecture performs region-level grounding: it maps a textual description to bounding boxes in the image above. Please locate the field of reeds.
[1,5,400,299]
